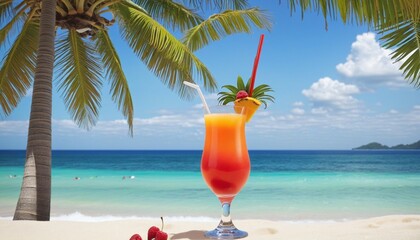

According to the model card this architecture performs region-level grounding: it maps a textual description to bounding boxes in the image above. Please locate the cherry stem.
[161,217,164,231]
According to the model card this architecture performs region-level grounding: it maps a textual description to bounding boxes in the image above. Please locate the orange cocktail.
[201,113,250,203]
[201,106,250,239]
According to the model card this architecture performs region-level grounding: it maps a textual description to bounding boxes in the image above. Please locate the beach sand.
[1,215,420,240]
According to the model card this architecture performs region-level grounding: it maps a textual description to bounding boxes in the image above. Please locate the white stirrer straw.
[183,81,211,114]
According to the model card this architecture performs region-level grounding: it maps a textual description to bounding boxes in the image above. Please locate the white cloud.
[311,107,328,115]
[0,120,28,136]
[193,103,203,109]
[246,106,420,149]
[293,101,304,107]
[135,114,202,129]
[156,109,175,115]
[291,108,305,115]
[190,93,220,110]
[336,32,405,87]
[205,93,219,100]
[1,105,420,149]
[0,112,203,136]
[302,77,360,111]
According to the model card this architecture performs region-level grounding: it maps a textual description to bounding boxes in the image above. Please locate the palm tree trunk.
[13,0,56,221]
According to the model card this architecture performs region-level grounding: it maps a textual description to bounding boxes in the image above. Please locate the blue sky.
[1,1,419,150]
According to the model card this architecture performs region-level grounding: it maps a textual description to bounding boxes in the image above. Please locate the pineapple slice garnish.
[218,76,274,123]
[234,97,261,122]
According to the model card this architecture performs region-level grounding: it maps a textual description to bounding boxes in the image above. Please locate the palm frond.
[94,29,134,135]
[0,18,38,116]
[379,18,420,88]
[287,0,419,87]
[132,0,203,31]
[0,5,28,49]
[182,0,249,10]
[0,0,13,24]
[183,8,272,52]
[111,0,216,98]
[55,29,102,129]
[286,0,405,28]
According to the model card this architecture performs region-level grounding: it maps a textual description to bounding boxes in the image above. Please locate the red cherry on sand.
[147,226,160,240]
[154,217,168,240]
[155,231,168,240]
[129,233,142,240]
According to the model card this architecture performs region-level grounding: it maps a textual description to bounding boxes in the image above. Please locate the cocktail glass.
[201,105,250,239]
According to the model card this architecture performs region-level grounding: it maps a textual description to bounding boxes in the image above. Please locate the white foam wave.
[50,212,217,222]
[0,212,346,223]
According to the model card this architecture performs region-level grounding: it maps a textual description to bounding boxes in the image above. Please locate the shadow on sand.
[171,230,208,240]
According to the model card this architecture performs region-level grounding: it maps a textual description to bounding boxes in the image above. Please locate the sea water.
[0,150,419,221]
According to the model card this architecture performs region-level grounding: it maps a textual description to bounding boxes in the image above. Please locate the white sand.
[1,215,420,240]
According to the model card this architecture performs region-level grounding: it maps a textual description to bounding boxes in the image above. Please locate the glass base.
[204,225,248,239]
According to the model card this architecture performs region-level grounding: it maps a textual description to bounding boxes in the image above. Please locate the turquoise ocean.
[1,150,419,222]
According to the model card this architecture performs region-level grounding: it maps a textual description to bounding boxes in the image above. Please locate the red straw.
[249,34,265,97]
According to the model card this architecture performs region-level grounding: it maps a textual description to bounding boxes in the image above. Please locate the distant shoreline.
[353,140,420,150]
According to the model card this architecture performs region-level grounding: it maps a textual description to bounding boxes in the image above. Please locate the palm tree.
[286,0,420,88]
[0,0,271,220]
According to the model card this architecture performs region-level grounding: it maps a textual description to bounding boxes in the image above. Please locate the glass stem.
[220,202,233,227]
